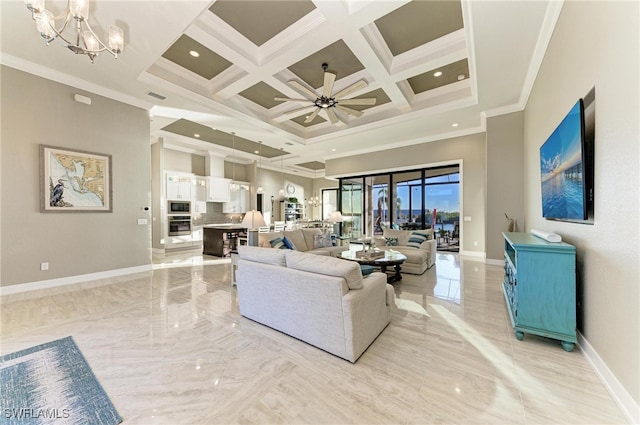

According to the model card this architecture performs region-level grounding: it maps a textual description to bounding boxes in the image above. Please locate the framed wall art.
[40,145,112,212]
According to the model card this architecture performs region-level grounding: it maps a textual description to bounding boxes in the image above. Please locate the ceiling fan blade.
[281,105,316,118]
[274,97,311,103]
[304,108,321,123]
[288,80,319,101]
[326,108,340,124]
[332,79,368,99]
[337,98,376,106]
[335,105,364,117]
[322,71,336,98]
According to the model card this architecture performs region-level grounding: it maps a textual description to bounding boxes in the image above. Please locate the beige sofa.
[258,228,344,257]
[373,228,436,274]
[236,246,394,362]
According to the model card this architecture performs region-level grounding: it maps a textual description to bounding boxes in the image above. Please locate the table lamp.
[328,211,344,236]
[241,210,266,246]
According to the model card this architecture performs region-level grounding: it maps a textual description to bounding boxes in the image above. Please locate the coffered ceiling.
[0,0,562,176]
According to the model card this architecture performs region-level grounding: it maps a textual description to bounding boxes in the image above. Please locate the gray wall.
[523,1,639,406]
[0,66,152,287]
[485,112,524,260]
[326,133,486,256]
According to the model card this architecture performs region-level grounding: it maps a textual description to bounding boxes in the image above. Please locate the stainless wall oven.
[168,215,192,236]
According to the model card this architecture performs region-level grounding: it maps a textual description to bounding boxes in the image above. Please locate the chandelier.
[307,170,322,207]
[24,0,124,63]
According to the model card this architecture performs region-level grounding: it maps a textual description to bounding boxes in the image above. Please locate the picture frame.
[40,145,112,212]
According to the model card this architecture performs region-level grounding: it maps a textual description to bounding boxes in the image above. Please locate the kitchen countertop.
[203,224,246,229]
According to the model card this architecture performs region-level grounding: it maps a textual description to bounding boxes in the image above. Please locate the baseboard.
[458,250,486,259]
[485,258,505,266]
[578,331,640,424]
[0,264,153,296]
[152,248,165,254]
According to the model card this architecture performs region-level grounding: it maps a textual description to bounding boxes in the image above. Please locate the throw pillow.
[282,236,296,250]
[269,237,288,249]
[313,233,333,248]
[385,237,399,246]
[406,231,428,249]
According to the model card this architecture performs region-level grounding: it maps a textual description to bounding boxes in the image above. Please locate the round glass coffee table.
[337,250,407,283]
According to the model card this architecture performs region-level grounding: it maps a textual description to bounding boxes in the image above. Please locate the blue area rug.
[0,336,122,425]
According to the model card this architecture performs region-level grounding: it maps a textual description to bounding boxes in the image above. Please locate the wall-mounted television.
[540,90,594,223]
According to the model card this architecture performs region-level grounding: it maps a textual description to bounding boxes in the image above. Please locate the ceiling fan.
[275,63,376,125]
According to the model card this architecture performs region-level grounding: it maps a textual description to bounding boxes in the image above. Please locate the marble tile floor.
[0,251,628,424]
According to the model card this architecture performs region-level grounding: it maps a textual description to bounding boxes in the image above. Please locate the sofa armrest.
[341,272,392,361]
[420,239,437,268]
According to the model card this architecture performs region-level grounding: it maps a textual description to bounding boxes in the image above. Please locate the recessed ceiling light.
[194,133,200,138]
[434,71,443,77]
[254,150,259,154]
[189,50,200,58]
[457,74,466,81]
[331,148,336,152]
[452,123,458,127]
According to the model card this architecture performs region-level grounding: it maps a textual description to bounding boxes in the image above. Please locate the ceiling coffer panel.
[375,0,464,56]
[209,0,316,47]
[162,119,288,158]
[239,82,287,110]
[407,58,469,94]
[161,35,232,80]
[296,161,325,171]
[287,40,365,89]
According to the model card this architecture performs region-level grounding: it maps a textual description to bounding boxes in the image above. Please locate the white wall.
[524,0,639,411]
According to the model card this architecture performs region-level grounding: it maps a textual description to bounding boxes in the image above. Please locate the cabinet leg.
[515,331,525,341]
[561,341,575,352]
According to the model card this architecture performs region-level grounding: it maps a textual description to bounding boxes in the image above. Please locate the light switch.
[138,218,148,225]
[464,216,472,221]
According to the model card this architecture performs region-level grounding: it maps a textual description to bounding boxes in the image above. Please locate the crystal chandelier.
[24,0,124,63]
[230,132,239,192]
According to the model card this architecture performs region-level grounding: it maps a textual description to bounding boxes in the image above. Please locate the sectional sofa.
[236,245,394,362]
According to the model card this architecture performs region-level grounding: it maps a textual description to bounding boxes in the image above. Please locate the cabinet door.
[195,178,207,202]
[167,174,193,200]
[208,177,230,202]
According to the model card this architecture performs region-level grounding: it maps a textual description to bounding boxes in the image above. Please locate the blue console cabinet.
[502,232,577,351]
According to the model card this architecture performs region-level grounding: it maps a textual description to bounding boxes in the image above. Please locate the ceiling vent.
[146,91,167,100]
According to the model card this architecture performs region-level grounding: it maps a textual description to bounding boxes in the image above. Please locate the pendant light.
[256,141,264,194]
[230,132,239,192]
[277,148,286,201]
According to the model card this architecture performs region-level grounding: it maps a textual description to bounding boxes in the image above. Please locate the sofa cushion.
[406,231,428,249]
[238,245,287,266]
[284,229,309,252]
[301,228,321,251]
[258,231,284,248]
[285,250,364,290]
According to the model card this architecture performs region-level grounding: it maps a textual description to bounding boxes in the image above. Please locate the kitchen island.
[203,224,246,257]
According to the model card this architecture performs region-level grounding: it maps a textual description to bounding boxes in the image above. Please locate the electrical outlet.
[473,241,478,246]
[40,262,49,271]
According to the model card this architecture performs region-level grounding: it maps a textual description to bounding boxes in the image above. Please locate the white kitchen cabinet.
[207,177,231,202]
[222,182,250,213]
[194,177,208,202]
[166,172,193,200]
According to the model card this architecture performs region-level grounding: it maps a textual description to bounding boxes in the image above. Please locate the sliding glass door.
[340,178,364,239]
